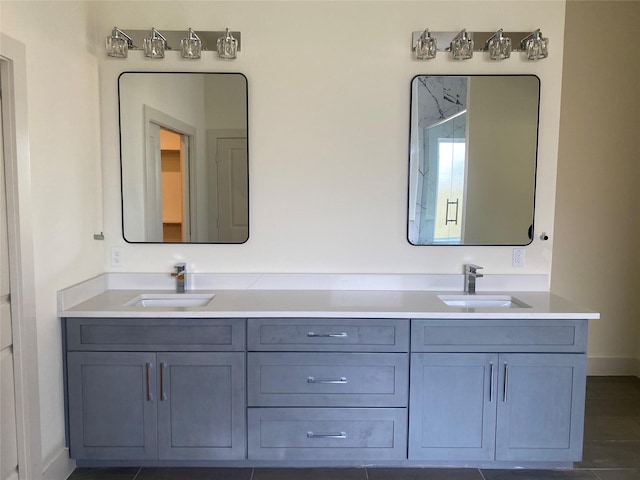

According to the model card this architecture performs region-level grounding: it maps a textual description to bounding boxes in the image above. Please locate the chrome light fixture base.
[105,28,242,59]
[412,29,548,60]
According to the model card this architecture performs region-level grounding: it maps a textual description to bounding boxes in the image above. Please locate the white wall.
[95,1,566,276]
[552,1,640,375]
[0,0,104,473]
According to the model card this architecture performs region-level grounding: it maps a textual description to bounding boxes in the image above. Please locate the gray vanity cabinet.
[156,352,245,460]
[494,353,586,461]
[246,318,410,461]
[65,318,246,462]
[409,353,497,461]
[409,319,588,463]
[67,352,158,461]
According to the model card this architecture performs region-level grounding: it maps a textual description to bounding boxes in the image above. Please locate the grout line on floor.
[364,466,369,480]
[249,467,255,480]
[131,467,142,480]
[478,468,488,480]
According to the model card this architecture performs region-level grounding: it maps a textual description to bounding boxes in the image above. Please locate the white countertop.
[59,288,599,320]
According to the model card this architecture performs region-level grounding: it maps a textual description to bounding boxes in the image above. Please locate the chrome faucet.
[171,263,187,293]
[464,264,483,294]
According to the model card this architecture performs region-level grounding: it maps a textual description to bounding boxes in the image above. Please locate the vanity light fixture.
[106,27,134,58]
[105,28,242,59]
[411,28,548,61]
[450,29,474,60]
[143,27,168,58]
[217,28,238,59]
[415,29,437,60]
[521,29,548,60]
[486,28,511,60]
[181,28,202,59]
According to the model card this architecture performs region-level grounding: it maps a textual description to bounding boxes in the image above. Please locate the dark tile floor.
[68,376,640,480]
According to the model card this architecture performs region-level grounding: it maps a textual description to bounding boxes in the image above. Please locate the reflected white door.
[0,87,19,480]
[215,137,248,243]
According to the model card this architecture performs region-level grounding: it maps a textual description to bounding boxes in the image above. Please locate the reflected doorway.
[159,128,189,242]
[143,105,196,243]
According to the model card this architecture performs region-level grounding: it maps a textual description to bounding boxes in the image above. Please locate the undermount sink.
[125,293,216,308]
[438,294,531,309]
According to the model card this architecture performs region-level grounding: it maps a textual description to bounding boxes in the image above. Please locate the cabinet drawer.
[411,319,587,353]
[65,318,245,351]
[248,407,407,460]
[247,318,409,352]
[248,352,408,407]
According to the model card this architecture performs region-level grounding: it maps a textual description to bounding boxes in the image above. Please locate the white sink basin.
[125,293,215,308]
[438,294,531,309]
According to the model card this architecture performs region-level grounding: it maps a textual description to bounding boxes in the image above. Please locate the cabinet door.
[67,352,158,460]
[409,353,497,461]
[496,353,586,461]
[157,352,246,460]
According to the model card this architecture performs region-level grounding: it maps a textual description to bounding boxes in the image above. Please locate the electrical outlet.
[512,248,525,267]
[111,247,124,267]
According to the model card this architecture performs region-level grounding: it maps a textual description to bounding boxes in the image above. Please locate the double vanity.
[59,274,598,469]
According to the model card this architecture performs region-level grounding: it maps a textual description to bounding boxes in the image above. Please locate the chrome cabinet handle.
[160,362,167,401]
[503,363,509,402]
[307,376,348,384]
[489,362,495,402]
[145,362,153,402]
[307,332,348,338]
[307,431,347,439]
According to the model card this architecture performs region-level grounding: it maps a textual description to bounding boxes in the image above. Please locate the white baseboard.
[587,356,640,377]
[42,448,75,480]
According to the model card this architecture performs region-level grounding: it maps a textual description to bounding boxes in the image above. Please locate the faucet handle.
[465,263,483,273]
[172,263,186,277]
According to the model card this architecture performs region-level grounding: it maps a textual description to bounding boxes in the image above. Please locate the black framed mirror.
[408,75,540,246]
[119,72,248,243]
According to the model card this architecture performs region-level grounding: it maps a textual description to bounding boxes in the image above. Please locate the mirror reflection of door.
[144,117,193,243]
[159,128,190,242]
[207,130,248,243]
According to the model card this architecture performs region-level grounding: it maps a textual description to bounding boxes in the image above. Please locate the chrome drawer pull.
[503,363,510,403]
[145,362,153,402]
[307,431,347,439]
[307,332,348,338]
[307,376,348,384]
[160,362,167,401]
[489,362,495,402]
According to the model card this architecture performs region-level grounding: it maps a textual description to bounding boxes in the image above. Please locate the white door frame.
[143,105,196,242]
[1,33,43,480]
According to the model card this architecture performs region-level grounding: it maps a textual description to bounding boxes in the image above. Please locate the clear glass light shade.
[106,27,132,58]
[143,28,166,59]
[526,36,548,60]
[451,34,473,60]
[106,36,128,58]
[415,30,437,60]
[217,29,237,59]
[488,36,511,60]
[181,28,202,59]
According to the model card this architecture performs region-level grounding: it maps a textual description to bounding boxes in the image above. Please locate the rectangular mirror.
[119,72,248,243]
[408,75,540,245]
